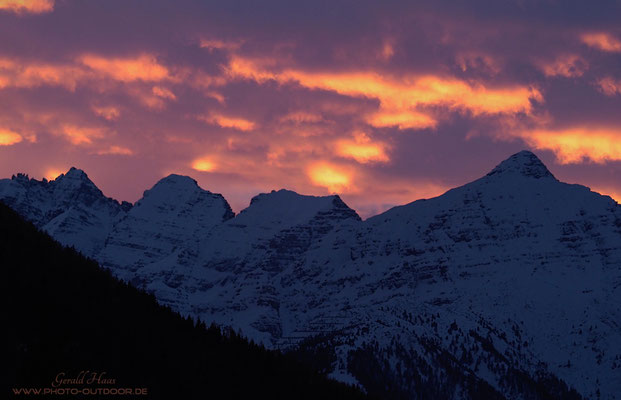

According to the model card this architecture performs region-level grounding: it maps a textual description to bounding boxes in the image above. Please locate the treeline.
[0,202,368,399]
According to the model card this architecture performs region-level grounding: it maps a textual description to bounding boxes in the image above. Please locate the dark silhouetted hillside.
[0,202,368,399]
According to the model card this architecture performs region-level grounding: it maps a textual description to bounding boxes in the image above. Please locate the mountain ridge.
[1,150,619,399]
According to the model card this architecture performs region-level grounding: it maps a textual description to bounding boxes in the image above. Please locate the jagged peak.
[50,167,97,188]
[11,172,32,184]
[486,150,555,180]
[64,166,88,179]
[52,167,100,192]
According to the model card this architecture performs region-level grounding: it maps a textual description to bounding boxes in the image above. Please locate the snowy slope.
[314,151,621,398]
[1,151,619,399]
[99,174,234,283]
[129,189,362,341]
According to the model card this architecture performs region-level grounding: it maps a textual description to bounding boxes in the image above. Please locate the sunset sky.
[1,0,620,217]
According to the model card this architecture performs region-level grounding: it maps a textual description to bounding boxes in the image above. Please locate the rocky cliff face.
[2,151,619,399]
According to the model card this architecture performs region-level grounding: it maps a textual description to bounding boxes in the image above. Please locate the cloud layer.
[0,0,620,217]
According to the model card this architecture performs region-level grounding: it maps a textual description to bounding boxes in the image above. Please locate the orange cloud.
[18,64,84,90]
[125,86,176,110]
[189,152,262,177]
[307,162,353,193]
[335,132,389,163]
[520,127,621,164]
[225,56,278,83]
[59,124,107,145]
[597,77,621,96]
[79,54,169,82]
[366,110,437,130]
[152,86,176,100]
[539,54,588,78]
[191,157,217,172]
[227,56,542,131]
[0,54,171,91]
[198,113,256,131]
[0,58,86,90]
[96,145,133,156]
[205,91,226,104]
[92,106,121,120]
[0,129,22,145]
[192,71,229,90]
[581,32,621,53]
[252,59,539,117]
[0,0,54,14]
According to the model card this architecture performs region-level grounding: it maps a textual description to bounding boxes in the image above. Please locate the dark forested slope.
[0,202,367,399]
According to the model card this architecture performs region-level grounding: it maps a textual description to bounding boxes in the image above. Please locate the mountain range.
[0,201,367,399]
[2,150,619,399]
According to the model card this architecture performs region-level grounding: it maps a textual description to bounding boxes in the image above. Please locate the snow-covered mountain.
[99,174,234,282]
[0,168,129,255]
[1,151,619,399]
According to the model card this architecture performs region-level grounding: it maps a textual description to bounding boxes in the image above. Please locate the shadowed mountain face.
[2,151,620,399]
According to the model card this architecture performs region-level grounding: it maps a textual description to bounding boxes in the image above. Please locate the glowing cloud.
[227,56,542,131]
[205,91,226,104]
[336,133,389,164]
[92,106,121,121]
[200,38,243,52]
[96,146,133,156]
[0,0,54,14]
[521,127,621,164]
[79,54,169,82]
[59,125,106,145]
[307,163,352,192]
[581,32,621,53]
[0,129,22,145]
[0,58,86,90]
[597,77,621,96]
[0,55,171,91]
[366,110,437,130]
[152,86,176,100]
[225,56,278,83]
[539,54,588,78]
[199,113,256,131]
[191,157,217,172]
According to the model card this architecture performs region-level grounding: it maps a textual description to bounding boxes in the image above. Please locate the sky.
[0,0,620,218]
